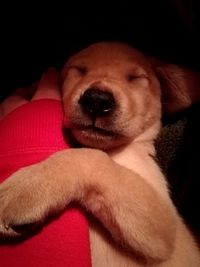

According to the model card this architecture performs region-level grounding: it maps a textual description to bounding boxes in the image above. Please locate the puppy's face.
[62,42,161,150]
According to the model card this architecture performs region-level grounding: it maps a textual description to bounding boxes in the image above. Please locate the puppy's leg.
[0,148,176,263]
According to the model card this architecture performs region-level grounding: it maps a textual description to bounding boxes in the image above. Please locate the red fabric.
[0,99,91,267]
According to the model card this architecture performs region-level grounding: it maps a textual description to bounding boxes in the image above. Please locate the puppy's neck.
[134,120,161,144]
[108,121,161,170]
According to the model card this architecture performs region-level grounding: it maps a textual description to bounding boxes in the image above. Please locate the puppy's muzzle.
[78,88,116,119]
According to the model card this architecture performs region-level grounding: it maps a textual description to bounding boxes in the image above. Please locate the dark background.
[1,1,200,100]
[1,1,200,235]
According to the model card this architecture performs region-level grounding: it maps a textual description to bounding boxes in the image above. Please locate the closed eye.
[68,65,87,75]
[75,66,87,75]
[127,74,140,82]
[127,73,148,82]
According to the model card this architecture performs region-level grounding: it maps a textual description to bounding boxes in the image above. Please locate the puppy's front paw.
[0,164,57,238]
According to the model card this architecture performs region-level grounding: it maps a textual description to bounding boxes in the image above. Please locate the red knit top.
[0,99,91,267]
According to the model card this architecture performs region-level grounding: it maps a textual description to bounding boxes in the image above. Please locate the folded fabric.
[156,103,200,234]
[0,99,91,267]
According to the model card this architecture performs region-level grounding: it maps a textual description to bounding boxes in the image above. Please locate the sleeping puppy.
[0,42,200,266]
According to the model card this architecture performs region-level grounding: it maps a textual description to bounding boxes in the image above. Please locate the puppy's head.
[62,42,161,150]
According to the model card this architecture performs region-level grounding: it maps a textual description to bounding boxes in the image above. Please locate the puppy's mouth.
[65,120,123,149]
[70,123,118,138]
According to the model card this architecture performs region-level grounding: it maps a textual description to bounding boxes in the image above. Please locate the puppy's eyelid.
[127,74,139,82]
[127,74,148,82]
[76,66,87,75]
[69,66,87,75]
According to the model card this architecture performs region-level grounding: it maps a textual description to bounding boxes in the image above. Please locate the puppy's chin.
[71,128,129,150]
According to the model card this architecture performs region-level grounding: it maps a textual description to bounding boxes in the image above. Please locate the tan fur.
[0,42,200,266]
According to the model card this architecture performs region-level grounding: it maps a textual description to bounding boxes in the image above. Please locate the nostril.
[78,88,116,117]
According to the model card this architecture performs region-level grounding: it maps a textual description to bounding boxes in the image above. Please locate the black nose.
[79,88,116,117]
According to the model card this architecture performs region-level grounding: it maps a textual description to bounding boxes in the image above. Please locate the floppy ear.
[150,59,200,114]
